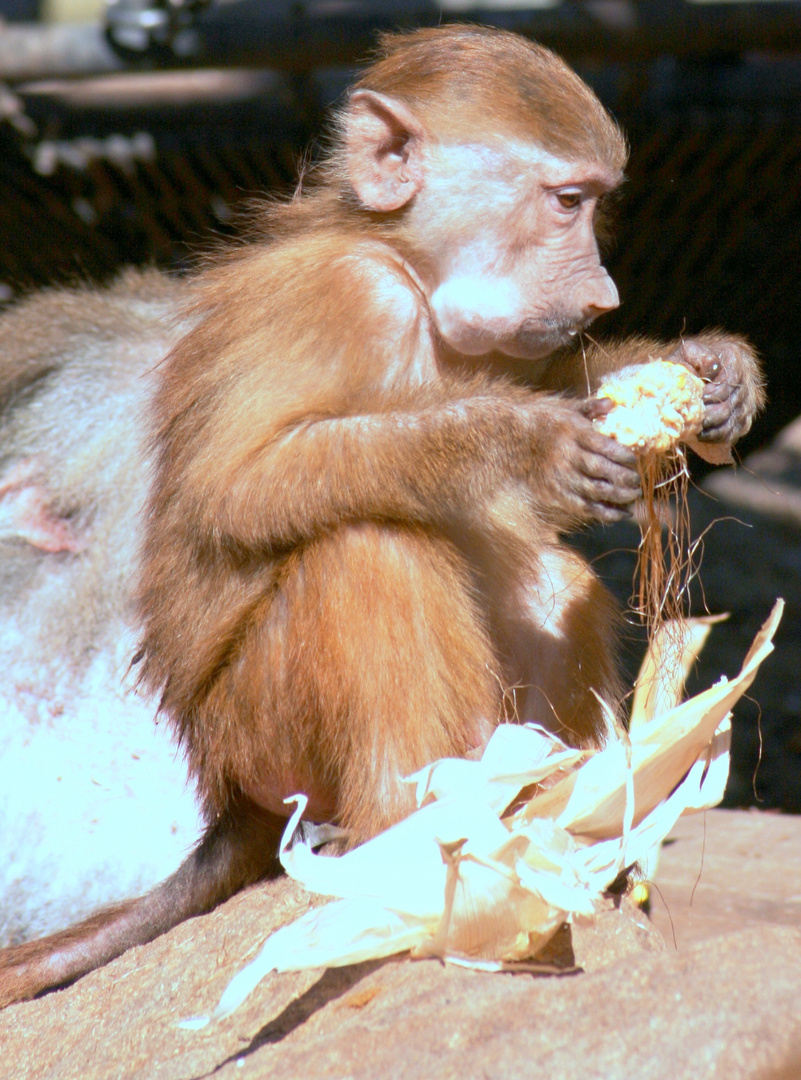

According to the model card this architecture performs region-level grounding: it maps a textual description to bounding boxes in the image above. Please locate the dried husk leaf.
[685,436,734,465]
[524,601,782,840]
[630,613,729,728]
[182,600,783,1028]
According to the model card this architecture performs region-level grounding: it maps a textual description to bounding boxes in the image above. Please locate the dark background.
[1,0,799,807]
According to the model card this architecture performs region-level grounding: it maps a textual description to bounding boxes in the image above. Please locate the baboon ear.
[344,90,425,212]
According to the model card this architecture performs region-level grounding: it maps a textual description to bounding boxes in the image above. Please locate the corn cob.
[592,359,707,637]
[594,360,705,453]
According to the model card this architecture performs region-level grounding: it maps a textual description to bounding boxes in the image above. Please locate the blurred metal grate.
[602,117,801,452]
[0,58,799,455]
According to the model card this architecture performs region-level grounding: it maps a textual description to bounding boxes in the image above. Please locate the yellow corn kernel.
[594,360,705,453]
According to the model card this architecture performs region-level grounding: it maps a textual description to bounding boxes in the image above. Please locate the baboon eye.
[556,191,582,210]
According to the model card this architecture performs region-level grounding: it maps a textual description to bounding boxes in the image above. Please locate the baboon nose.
[584,273,620,320]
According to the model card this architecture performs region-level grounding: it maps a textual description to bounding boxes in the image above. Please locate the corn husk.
[630,613,728,729]
[182,600,782,1028]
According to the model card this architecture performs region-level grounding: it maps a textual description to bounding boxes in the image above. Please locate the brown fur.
[348,27,628,167]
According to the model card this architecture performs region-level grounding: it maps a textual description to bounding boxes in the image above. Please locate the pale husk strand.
[181,600,783,1029]
[630,613,729,729]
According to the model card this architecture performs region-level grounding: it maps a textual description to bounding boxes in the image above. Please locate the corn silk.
[595,359,713,636]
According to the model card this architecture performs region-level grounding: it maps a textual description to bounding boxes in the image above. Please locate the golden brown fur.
[136,229,620,823]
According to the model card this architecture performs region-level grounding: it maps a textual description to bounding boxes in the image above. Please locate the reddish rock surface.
[2,808,800,1080]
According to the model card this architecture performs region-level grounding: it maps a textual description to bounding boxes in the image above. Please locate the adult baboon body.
[0,271,201,947]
